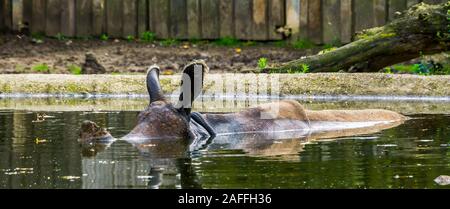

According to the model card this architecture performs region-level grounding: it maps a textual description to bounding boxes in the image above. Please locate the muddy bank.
[0,73,449,97]
[0,34,310,74]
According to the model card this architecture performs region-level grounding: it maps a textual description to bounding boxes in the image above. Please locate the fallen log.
[263,2,449,73]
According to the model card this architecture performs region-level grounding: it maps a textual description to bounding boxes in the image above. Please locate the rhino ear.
[146,65,165,104]
[176,60,208,115]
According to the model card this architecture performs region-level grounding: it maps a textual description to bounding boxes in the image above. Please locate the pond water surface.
[0,97,449,189]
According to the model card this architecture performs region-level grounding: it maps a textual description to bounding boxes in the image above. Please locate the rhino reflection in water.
[78,60,407,188]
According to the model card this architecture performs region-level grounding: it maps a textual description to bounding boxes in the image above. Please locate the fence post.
[76,0,93,37]
[149,0,169,39]
[235,0,252,40]
[46,0,61,36]
[0,1,5,31]
[12,0,23,31]
[286,0,300,41]
[31,0,46,34]
[137,0,148,36]
[268,0,284,40]
[123,0,137,38]
[61,0,76,37]
[201,0,220,39]
[307,0,321,44]
[3,0,12,30]
[92,0,105,37]
[322,0,341,44]
[252,0,268,40]
[219,0,234,38]
[170,0,188,39]
[187,0,201,39]
[340,0,352,43]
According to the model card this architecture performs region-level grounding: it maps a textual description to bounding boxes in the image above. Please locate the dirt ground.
[0,34,312,74]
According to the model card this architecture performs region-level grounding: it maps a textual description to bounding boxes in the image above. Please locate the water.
[0,98,450,189]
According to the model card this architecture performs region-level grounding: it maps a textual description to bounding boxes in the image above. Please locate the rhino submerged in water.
[78,60,407,158]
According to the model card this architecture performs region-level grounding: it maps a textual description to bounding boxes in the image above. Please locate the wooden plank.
[61,0,76,37]
[252,0,268,40]
[148,0,153,32]
[149,0,169,39]
[122,0,137,38]
[137,0,147,36]
[322,0,340,44]
[406,0,420,8]
[187,0,201,38]
[12,0,23,31]
[106,0,123,37]
[353,0,374,33]
[235,0,252,40]
[307,0,321,44]
[299,0,308,39]
[388,0,407,21]
[92,0,105,36]
[76,0,92,37]
[268,0,284,40]
[170,0,187,39]
[374,0,387,26]
[45,0,61,36]
[22,0,32,28]
[0,1,4,30]
[219,0,234,38]
[286,0,300,39]
[201,0,220,39]
[340,0,352,43]
[31,0,46,34]
[3,0,12,30]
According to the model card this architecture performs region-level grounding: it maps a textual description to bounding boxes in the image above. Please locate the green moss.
[100,34,109,41]
[318,47,338,55]
[160,39,179,46]
[126,35,135,42]
[380,33,396,38]
[356,27,383,40]
[140,31,156,42]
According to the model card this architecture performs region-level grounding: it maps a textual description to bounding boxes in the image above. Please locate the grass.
[160,39,179,46]
[257,58,268,69]
[126,35,135,42]
[55,33,67,41]
[100,34,109,41]
[140,31,156,42]
[291,39,315,49]
[32,64,50,73]
[300,64,310,73]
[384,62,450,75]
[272,40,288,47]
[68,65,82,75]
[213,37,240,46]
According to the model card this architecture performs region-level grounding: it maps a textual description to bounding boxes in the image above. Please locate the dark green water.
[0,109,450,189]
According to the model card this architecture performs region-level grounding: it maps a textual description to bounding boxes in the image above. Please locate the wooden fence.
[0,0,447,44]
